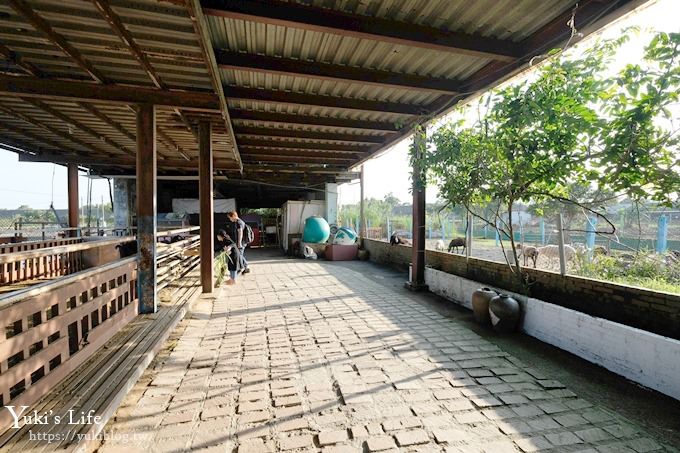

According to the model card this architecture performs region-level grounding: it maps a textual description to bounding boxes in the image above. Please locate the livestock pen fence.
[0,227,203,433]
[346,207,679,293]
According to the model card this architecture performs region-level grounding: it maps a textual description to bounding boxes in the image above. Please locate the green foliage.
[214,251,228,286]
[578,255,680,294]
[418,31,680,280]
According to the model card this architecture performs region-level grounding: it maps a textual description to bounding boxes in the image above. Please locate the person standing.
[227,211,250,274]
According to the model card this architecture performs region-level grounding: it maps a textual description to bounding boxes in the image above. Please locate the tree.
[418,32,680,287]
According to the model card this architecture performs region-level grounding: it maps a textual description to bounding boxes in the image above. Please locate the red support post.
[199,120,214,293]
[407,129,427,291]
[136,104,157,313]
[67,163,79,237]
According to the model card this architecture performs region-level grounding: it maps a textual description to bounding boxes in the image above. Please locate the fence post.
[585,216,597,261]
[466,212,473,259]
[387,217,391,240]
[495,219,500,247]
[657,215,668,253]
[540,218,545,245]
[557,214,567,275]
[441,223,445,241]
[428,224,432,239]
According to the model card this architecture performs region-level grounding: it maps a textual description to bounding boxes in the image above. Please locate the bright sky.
[0,0,677,210]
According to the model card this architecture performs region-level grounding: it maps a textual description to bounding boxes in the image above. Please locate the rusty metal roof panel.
[220,68,440,105]
[292,0,576,41]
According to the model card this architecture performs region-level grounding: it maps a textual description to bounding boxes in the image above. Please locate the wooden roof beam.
[0,76,221,110]
[18,152,240,170]
[242,154,353,164]
[216,50,461,94]
[239,147,365,159]
[201,0,521,62]
[0,123,74,154]
[351,0,642,169]
[237,138,368,153]
[233,125,384,144]
[0,43,43,77]
[242,165,350,174]
[0,104,114,156]
[23,98,134,156]
[419,0,638,124]
[186,0,243,172]
[90,0,197,145]
[226,87,426,115]
[8,0,108,83]
[229,109,400,132]
[90,0,165,89]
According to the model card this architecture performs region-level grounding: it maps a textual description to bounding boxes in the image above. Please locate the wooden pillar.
[407,129,427,290]
[359,165,365,237]
[136,104,157,314]
[67,163,79,237]
[199,121,214,293]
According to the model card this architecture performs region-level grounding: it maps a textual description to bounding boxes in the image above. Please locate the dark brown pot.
[471,287,497,325]
[357,249,369,261]
[489,294,521,333]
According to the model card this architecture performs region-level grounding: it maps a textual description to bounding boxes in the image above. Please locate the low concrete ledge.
[425,266,680,402]
[363,238,680,340]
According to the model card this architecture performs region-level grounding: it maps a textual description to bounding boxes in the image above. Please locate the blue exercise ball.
[302,216,331,243]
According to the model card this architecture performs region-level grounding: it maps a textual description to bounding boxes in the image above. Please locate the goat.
[434,240,446,252]
[536,244,576,265]
[516,243,539,268]
[115,241,138,258]
[448,237,466,254]
[390,232,410,246]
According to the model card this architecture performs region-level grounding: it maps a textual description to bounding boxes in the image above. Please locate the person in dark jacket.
[216,229,242,285]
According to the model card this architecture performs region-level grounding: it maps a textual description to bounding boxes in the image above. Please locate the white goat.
[537,244,576,266]
[435,240,446,252]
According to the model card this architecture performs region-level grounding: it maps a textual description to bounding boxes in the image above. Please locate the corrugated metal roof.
[0,0,237,174]
[0,0,650,182]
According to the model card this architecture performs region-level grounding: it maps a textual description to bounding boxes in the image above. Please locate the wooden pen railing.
[0,257,138,429]
[0,237,134,287]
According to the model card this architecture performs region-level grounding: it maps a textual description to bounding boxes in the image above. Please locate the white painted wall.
[424,267,680,401]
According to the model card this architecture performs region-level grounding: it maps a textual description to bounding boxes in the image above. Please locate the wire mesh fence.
[0,208,115,242]
[339,203,679,294]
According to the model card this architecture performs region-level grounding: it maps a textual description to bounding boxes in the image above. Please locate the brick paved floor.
[100,255,677,453]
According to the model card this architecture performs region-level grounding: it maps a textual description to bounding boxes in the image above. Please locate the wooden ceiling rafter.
[351,0,640,169]
[90,0,197,143]
[186,0,243,172]
[0,43,43,77]
[200,0,522,61]
[7,1,204,164]
[215,50,462,94]
[233,126,385,144]
[239,147,365,159]
[18,152,241,171]
[0,104,115,158]
[226,87,427,115]
[0,123,77,156]
[0,75,221,110]
[23,98,134,157]
[237,137,368,153]
[241,154,353,164]
[8,0,109,83]
[228,109,401,132]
